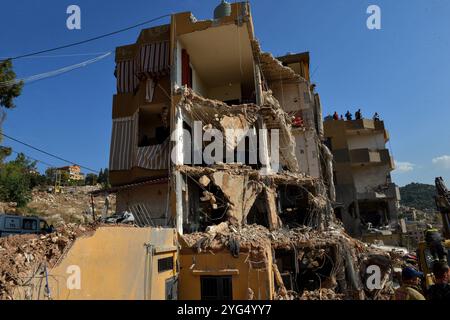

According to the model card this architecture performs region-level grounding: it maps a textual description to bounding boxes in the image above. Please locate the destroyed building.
[324,117,402,243]
[0,2,400,301]
[108,0,332,233]
[100,1,400,300]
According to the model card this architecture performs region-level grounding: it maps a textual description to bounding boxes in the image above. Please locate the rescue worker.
[424,224,447,261]
[355,109,362,120]
[333,111,339,120]
[345,111,352,121]
[393,267,425,300]
[373,112,380,121]
[427,262,450,301]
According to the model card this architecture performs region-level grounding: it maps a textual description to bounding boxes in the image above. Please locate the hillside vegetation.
[400,183,436,211]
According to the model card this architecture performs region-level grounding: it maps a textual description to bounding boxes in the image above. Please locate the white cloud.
[432,155,450,169]
[394,161,415,173]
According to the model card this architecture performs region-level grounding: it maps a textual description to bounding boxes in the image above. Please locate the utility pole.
[54,170,62,194]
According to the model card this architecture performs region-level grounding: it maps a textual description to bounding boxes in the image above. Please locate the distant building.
[324,118,401,237]
[57,165,85,181]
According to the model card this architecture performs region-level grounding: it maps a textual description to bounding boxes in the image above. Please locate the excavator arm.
[435,177,450,240]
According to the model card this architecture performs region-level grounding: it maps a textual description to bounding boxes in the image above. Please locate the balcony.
[357,183,400,200]
[333,148,395,169]
[324,118,390,142]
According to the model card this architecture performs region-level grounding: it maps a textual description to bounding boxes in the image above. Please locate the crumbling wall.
[177,164,323,231]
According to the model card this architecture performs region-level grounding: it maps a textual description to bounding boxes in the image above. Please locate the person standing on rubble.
[393,267,426,300]
[424,224,447,261]
[355,109,362,120]
[427,262,450,301]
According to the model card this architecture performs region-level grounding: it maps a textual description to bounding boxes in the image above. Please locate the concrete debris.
[251,40,306,83]
[261,91,299,172]
[0,223,97,300]
[0,202,17,214]
[198,175,211,187]
[299,289,345,300]
[28,186,116,226]
[182,222,397,300]
[177,87,259,131]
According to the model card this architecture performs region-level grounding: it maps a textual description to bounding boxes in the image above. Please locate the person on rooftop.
[373,112,380,121]
[355,109,362,120]
[345,111,352,121]
[333,111,339,120]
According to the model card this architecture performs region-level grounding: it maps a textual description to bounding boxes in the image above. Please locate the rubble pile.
[0,202,17,214]
[0,223,97,300]
[27,186,116,225]
[299,289,345,300]
[182,222,397,300]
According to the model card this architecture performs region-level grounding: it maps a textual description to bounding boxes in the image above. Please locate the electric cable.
[1,132,99,173]
[6,14,171,61]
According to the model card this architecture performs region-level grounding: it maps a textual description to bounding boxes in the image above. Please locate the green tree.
[0,153,38,207]
[85,173,98,186]
[97,168,110,189]
[0,59,24,109]
[97,168,104,184]
[0,59,24,161]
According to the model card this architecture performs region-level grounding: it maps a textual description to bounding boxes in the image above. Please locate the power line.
[1,132,99,173]
[0,52,111,59]
[0,52,112,88]
[7,14,171,61]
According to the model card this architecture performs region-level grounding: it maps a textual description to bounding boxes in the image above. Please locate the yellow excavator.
[417,177,450,288]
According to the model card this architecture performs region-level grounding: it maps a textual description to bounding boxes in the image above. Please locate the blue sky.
[1,0,450,186]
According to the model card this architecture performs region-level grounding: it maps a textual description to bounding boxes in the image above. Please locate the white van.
[0,214,54,237]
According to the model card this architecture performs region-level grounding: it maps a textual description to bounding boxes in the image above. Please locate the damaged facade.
[323,118,402,244]
[102,2,398,300]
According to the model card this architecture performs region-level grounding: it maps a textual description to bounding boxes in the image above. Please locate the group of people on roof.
[327,109,380,122]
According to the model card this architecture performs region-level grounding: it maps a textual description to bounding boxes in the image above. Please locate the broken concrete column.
[242,181,264,224]
[211,172,246,223]
[264,187,281,230]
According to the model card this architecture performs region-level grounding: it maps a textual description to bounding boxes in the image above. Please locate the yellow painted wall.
[23,227,177,300]
[179,249,274,300]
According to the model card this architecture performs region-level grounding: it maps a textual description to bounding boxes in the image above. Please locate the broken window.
[183,177,229,233]
[138,109,169,147]
[359,200,389,228]
[22,219,37,231]
[278,186,311,227]
[200,276,232,301]
[158,257,174,273]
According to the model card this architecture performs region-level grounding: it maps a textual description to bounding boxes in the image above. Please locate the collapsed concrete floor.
[181,221,401,300]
